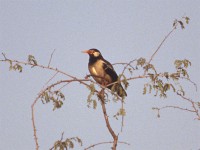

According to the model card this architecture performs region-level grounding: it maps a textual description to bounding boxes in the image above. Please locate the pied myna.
[82,48,127,98]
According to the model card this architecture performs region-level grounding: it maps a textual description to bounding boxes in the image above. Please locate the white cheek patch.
[93,52,100,57]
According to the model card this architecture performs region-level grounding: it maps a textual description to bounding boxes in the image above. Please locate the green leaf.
[76,137,83,146]
[143,86,147,95]
[137,57,146,67]
[170,84,176,92]
[170,73,180,80]
[68,140,74,148]
[197,102,200,109]
[178,21,184,29]
[163,84,170,92]
[164,72,169,79]
[174,60,182,69]
[148,73,154,81]
[157,80,163,90]
[119,74,129,89]
[9,60,13,71]
[28,55,37,65]
[173,19,177,28]
[183,59,191,68]
[148,84,152,94]
[44,92,50,102]
[185,16,190,24]
[119,108,126,116]
[92,100,97,109]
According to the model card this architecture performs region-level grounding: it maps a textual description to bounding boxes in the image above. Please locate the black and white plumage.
[82,48,127,98]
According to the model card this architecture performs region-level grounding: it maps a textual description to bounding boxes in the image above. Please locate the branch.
[31,79,91,150]
[143,25,177,76]
[112,59,136,74]
[42,71,59,90]
[147,27,176,65]
[0,56,93,88]
[180,77,198,91]
[153,93,200,120]
[98,89,118,150]
[84,141,130,150]
[31,96,40,150]
[177,93,200,120]
[48,49,56,67]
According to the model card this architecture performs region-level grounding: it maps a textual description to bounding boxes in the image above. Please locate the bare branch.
[177,93,200,119]
[180,77,198,91]
[147,27,176,66]
[153,93,200,120]
[42,71,59,90]
[2,53,8,60]
[31,96,40,150]
[48,49,56,67]
[112,59,137,74]
[98,89,118,150]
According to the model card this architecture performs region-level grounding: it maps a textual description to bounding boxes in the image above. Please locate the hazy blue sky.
[1,1,200,150]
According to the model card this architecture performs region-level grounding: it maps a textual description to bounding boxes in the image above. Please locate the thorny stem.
[30,79,91,149]
[31,96,40,150]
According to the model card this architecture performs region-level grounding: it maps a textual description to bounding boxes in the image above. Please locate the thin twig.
[31,96,40,150]
[84,141,130,150]
[48,49,56,67]
[42,71,59,90]
[121,59,136,75]
[180,77,198,91]
[112,59,136,73]
[177,93,200,119]
[120,100,125,132]
[147,27,176,65]
[144,26,177,76]
[2,53,7,60]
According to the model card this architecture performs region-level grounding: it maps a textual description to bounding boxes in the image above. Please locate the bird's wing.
[102,59,118,82]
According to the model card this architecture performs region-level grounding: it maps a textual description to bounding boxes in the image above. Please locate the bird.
[82,48,127,98]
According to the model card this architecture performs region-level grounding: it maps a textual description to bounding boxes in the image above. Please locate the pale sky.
[1,1,200,150]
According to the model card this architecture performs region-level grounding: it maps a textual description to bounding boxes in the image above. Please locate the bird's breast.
[91,66,98,76]
[89,60,112,84]
[89,60,104,77]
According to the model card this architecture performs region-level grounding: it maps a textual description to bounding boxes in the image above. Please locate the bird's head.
[82,48,102,58]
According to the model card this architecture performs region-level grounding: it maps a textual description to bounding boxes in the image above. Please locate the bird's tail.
[109,83,127,98]
[117,84,127,98]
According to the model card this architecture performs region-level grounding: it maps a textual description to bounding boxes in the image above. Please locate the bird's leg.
[84,74,91,79]
[98,75,108,103]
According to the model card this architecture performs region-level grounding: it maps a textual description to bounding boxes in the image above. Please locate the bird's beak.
[82,50,92,54]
